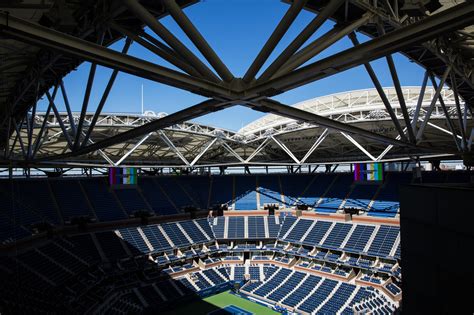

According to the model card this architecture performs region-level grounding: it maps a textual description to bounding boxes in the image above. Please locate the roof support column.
[276,13,373,76]
[242,0,306,82]
[115,132,153,166]
[158,130,190,166]
[190,137,218,166]
[416,67,451,142]
[349,32,408,142]
[300,128,329,164]
[121,0,220,82]
[258,0,346,81]
[163,0,233,82]
[32,84,59,158]
[271,136,300,164]
[450,74,468,151]
[81,38,132,148]
[46,90,74,150]
[340,132,377,161]
[412,71,430,133]
[245,138,270,163]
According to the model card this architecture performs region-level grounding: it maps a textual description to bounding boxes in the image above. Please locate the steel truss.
[0,0,473,167]
[8,85,472,167]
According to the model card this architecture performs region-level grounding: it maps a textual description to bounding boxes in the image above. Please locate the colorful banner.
[109,167,138,185]
[354,163,383,181]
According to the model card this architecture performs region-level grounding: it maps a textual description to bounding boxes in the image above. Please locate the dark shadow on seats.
[0,230,236,314]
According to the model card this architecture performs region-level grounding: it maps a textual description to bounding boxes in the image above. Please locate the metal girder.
[416,67,451,142]
[190,137,217,166]
[158,130,190,166]
[245,138,271,163]
[244,2,474,98]
[451,74,468,151]
[45,90,74,150]
[300,128,329,164]
[429,74,461,151]
[219,140,245,163]
[412,71,429,133]
[81,39,132,148]
[74,62,98,150]
[341,132,377,161]
[13,118,26,158]
[33,99,235,162]
[32,84,59,158]
[271,136,300,164]
[250,98,417,149]
[242,0,307,82]
[384,49,416,143]
[349,32,407,142]
[60,80,76,135]
[109,22,201,77]
[0,12,233,98]
[121,0,220,83]
[276,13,373,76]
[3,1,473,166]
[115,132,153,166]
[163,0,233,82]
[257,0,346,82]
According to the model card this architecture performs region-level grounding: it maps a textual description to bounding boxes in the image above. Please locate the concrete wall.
[399,183,474,314]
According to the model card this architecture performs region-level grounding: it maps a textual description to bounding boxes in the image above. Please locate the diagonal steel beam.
[0,12,232,98]
[429,73,461,151]
[27,94,37,158]
[158,130,190,166]
[386,54,416,143]
[245,2,474,98]
[376,22,416,144]
[258,0,346,82]
[412,71,430,133]
[219,140,245,163]
[13,118,26,158]
[190,137,218,166]
[115,132,153,166]
[163,0,233,82]
[451,73,468,151]
[59,80,76,135]
[32,84,59,158]
[121,0,220,83]
[276,13,372,77]
[33,99,235,162]
[81,38,132,148]
[83,136,117,166]
[248,98,439,152]
[74,62,98,150]
[300,128,329,164]
[416,67,451,142]
[350,32,407,142]
[271,136,300,164]
[109,23,201,77]
[243,0,307,82]
[46,90,73,150]
[341,132,377,161]
[245,138,270,163]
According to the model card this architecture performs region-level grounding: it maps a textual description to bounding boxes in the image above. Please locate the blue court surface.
[208,305,253,315]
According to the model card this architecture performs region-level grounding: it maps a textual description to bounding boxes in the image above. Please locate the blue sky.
[38,0,428,131]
